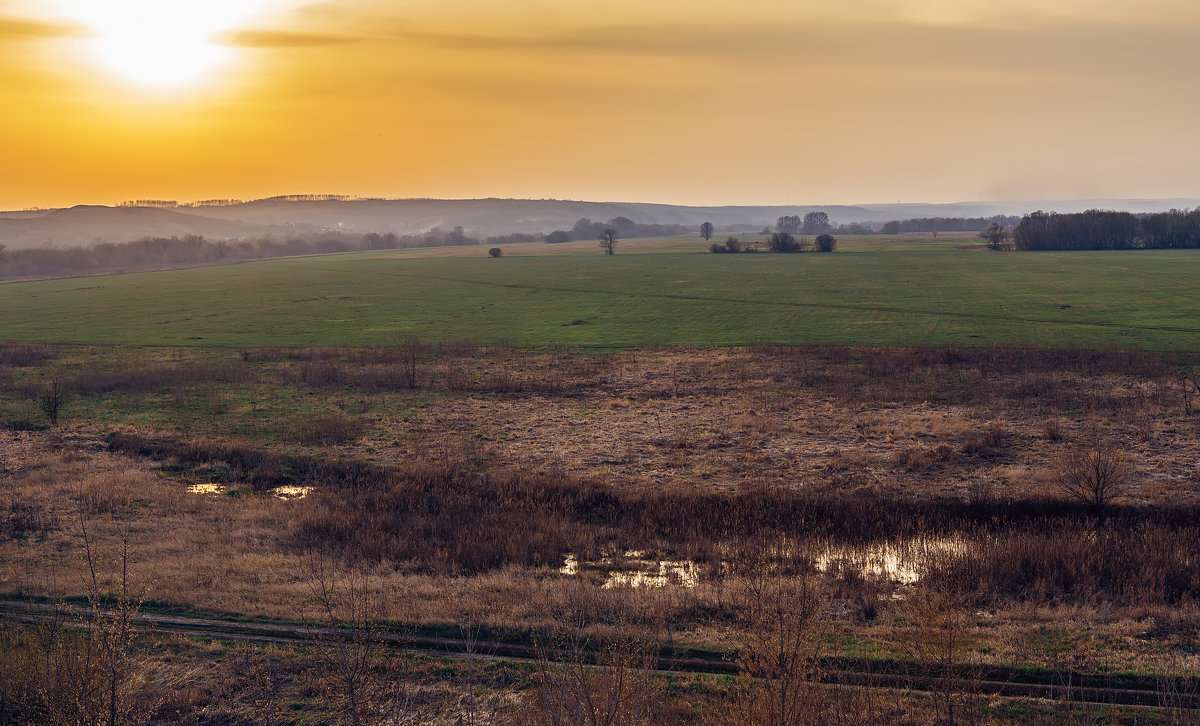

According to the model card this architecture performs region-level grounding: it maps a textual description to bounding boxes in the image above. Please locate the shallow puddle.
[273,485,313,500]
[186,483,226,495]
[561,538,962,590]
[816,537,964,585]
[559,550,700,589]
[604,557,699,589]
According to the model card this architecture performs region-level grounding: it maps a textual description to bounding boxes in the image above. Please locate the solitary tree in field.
[598,229,619,255]
[487,247,502,258]
[1055,431,1132,514]
[39,379,64,426]
[700,221,714,241]
[980,223,1010,251]
[815,234,837,252]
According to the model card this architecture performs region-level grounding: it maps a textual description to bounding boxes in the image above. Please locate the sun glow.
[53,1,267,88]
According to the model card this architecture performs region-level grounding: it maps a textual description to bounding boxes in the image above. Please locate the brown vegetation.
[2,343,1200,723]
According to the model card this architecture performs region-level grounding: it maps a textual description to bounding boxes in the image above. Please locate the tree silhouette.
[598,229,619,255]
[776,215,801,234]
[979,223,1010,251]
[700,221,714,241]
[802,211,831,235]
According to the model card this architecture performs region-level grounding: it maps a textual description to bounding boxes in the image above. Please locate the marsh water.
[560,536,964,589]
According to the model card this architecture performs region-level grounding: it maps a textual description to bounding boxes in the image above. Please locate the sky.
[0,0,1197,209]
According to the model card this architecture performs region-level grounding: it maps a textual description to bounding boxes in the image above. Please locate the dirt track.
[3,599,1194,712]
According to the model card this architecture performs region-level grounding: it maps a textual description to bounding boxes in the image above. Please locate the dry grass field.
[2,342,1199,723]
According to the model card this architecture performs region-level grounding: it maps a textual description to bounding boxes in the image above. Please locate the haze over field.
[5,197,1200,249]
[1,0,1197,210]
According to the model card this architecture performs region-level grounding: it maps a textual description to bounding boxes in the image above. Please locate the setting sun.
[1,0,1195,207]
[52,0,266,87]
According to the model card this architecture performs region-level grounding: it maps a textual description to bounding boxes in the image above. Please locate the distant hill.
[0,205,260,249]
[1,197,1196,249]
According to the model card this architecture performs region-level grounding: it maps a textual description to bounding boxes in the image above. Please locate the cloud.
[0,15,81,41]
[317,16,1198,86]
[217,28,358,48]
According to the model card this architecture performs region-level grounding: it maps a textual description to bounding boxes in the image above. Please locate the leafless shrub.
[77,471,133,516]
[1156,656,1200,724]
[904,582,981,726]
[517,586,660,726]
[5,509,155,725]
[735,541,828,726]
[301,362,344,387]
[1053,432,1133,512]
[892,443,956,471]
[304,554,406,726]
[959,425,1005,458]
[0,495,57,541]
[39,378,64,426]
[397,334,424,389]
[54,361,249,396]
[294,412,365,445]
[0,342,58,366]
[1042,418,1064,441]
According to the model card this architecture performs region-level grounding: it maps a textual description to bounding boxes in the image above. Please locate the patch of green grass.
[1,236,1198,350]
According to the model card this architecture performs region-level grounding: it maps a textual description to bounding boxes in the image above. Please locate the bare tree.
[1182,367,1200,416]
[22,497,152,726]
[1054,429,1133,513]
[397,334,422,389]
[80,513,147,726]
[598,229,619,255]
[979,223,1010,251]
[518,584,659,726]
[700,221,715,241]
[735,542,827,726]
[39,379,64,426]
[905,583,980,726]
[305,555,402,726]
[802,211,830,235]
[776,216,802,234]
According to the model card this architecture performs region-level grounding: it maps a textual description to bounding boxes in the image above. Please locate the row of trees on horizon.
[0,228,522,281]
[3,208,1195,280]
[1011,208,1200,251]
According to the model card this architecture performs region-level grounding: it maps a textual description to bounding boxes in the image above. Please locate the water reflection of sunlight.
[558,537,964,590]
[273,485,312,500]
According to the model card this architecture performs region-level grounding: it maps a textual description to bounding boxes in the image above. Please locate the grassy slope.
[1,235,1198,349]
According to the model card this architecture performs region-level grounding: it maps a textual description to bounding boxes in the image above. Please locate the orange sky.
[1,0,1197,209]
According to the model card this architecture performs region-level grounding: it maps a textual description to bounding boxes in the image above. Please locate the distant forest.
[878,216,1021,235]
[1012,209,1200,251]
[545,217,693,243]
[4,208,1196,281]
[0,229,506,281]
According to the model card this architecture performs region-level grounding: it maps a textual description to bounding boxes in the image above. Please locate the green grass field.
[2,234,1199,350]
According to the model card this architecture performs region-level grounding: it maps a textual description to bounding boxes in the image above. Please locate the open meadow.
[2,238,1199,724]
[2,234,1199,350]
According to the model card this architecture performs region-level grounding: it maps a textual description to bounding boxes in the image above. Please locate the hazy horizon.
[8,193,1200,215]
[1,0,1197,209]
